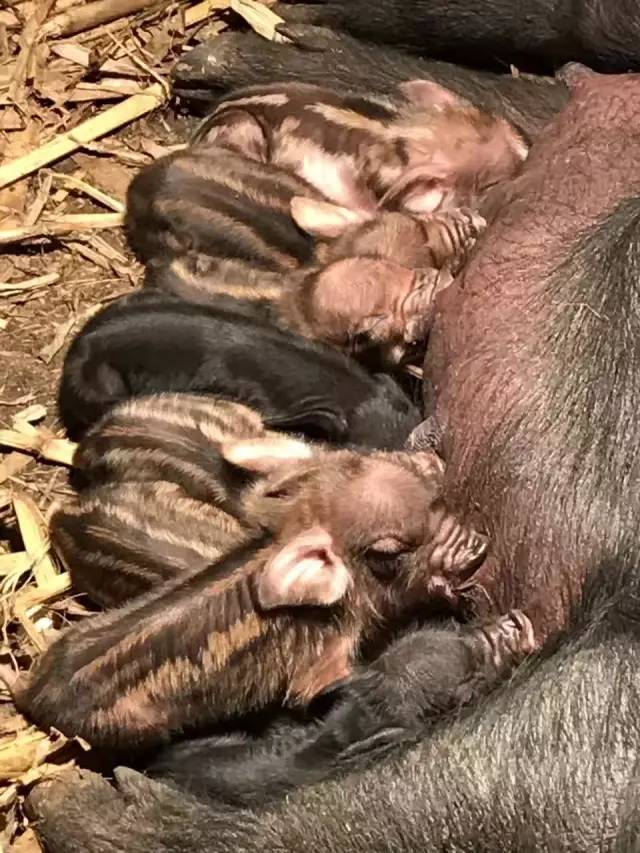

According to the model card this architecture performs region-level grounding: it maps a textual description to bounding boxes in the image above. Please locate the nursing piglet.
[15,438,488,751]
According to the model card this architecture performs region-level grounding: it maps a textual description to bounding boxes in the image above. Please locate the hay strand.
[12,494,58,588]
[0,85,165,190]
[230,0,287,41]
[43,0,165,37]
[0,428,77,467]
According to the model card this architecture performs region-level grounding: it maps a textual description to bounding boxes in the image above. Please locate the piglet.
[57,290,420,447]
[15,436,488,751]
[283,200,485,365]
[125,145,319,270]
[194,79,528,216]
[52,481,250,608]
[71,393,278,505]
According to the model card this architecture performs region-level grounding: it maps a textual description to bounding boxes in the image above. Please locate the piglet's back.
[58,291,419,447]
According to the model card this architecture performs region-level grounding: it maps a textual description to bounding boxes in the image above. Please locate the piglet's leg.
[402,267,453,347]
[333,611,536,734]
[285,612,536,778]
[464,610,537,684]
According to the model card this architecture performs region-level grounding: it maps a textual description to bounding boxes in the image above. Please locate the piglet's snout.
[401,268,452,345]
[427,516,489,579]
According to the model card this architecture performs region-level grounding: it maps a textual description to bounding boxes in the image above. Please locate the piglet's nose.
[454,531,490,584]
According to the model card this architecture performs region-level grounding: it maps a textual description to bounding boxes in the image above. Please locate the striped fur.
[125,145,320,270]
[16,537,362,751]
[20,447,488,751]
[73,393,276,507]
[51,481,251,608]
[193,80,528,215]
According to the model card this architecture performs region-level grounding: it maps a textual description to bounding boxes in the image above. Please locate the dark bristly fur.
[146,609,535,806]
[172,30,568,142]
[24,553,640,852]
[270,0,640,74]
[57,290,420,447]
[425,70,640,644]
[17,447,491,751]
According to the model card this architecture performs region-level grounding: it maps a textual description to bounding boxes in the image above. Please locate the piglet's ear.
[257,527,351,610]
[399,182,447,215]
[221,436,313,475]
[399,80,466,111]
[291,196,371,239]
[381,171,447,215]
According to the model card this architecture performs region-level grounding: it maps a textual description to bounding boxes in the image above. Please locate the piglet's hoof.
[405,416,443,454]
[473,610,536,672]
[555,62,597,88]
[402,267,453,345]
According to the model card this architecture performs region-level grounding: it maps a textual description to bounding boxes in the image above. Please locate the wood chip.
[10,827,44,852]
[38,314,76,363]
[0,427,77,466]
[0,273,60,294]
[0,84,165,190]
[23,172,53,228]
[8,0,56,108]
[0,212,124,244]
[230,0,287,41]
[12,404,47,425]
[48,171,125,212]
[185,0,231,26]
[43,0,166,38]
[0,452,33,485]
[0,552,32,578]
[12,493,58,588]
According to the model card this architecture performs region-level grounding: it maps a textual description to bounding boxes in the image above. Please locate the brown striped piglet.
[52,481,251,609]
[126,142,484,367]
[70,393,282,505]
[125,146,319,277]
[283,200,485,366]
[15,435,489,751]
[55,393,302,607]
[193,80,528,216]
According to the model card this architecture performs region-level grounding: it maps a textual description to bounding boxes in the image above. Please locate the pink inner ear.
[291,196,371,239]
[399,79,465,111]
[257,527,351,610]
[221,437,313,474]
[401,185,446,214]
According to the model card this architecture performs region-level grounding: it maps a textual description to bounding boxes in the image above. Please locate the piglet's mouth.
[400,267,453,345]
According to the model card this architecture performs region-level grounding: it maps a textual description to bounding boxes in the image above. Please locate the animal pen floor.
[0,1,263,847]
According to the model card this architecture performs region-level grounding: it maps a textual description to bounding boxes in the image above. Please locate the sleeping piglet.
[15,436,489,752]
[194,79,528,216]
[283,199,485,365]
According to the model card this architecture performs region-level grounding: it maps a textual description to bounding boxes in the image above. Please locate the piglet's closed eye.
[257,527,352,610]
